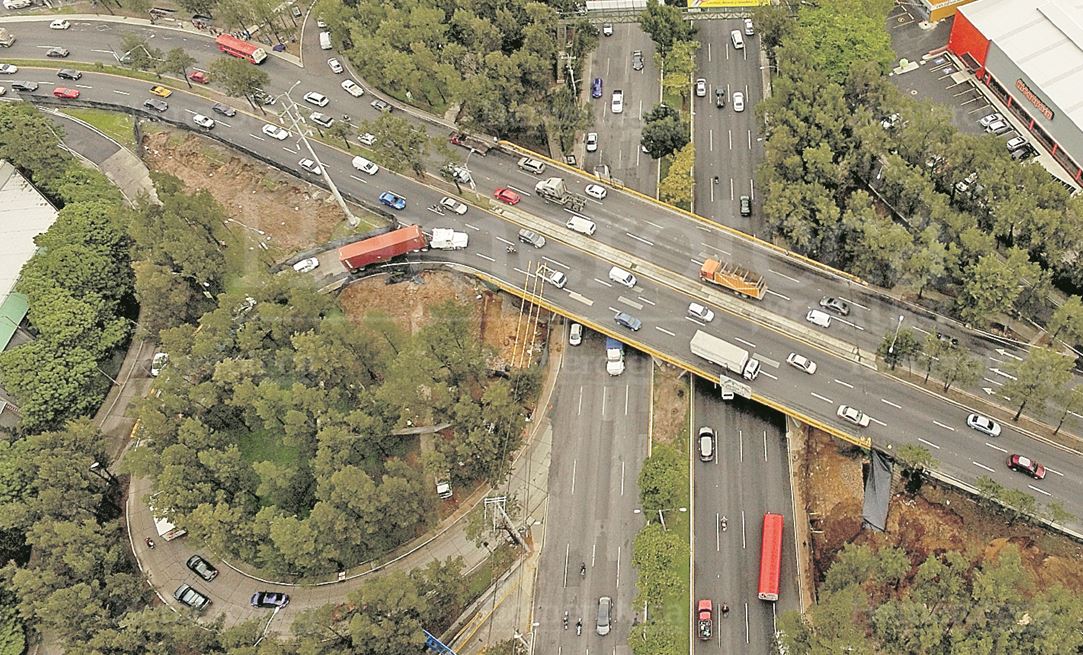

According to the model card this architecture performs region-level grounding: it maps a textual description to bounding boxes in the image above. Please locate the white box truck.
[430,228,468,250]
[690,330,760,381]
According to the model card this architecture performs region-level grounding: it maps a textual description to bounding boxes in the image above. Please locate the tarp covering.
[862,451,892,532]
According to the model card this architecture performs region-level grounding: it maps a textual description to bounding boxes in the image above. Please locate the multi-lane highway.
[692,382,797,655]
[533,329,649,653]
[2,16,1081,523]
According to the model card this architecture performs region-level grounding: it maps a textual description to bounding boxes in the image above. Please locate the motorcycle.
[580,562,586,578]
[563,610,569,630]
[720,516,728,532]
[721,603,730,617]
[144,537,156,549]
[576,619,582,636]
[506,244,517,254]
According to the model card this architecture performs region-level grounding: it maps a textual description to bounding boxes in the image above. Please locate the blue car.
[591,77,603,99]
[378,191,406,210]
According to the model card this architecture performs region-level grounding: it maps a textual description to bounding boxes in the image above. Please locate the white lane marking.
[348,175,369,184]
[869,416,886,427]
[983,377,1004,386]
[765,289,791,301]
[513,267,528,276]
[250,134,266,141]
[496,236,514,246]
[700,243,732,257]
[918,438,940,449]
[506,185,532,196]
[848,299,871,311]
[768,269,800,284]
[594,278,613,288]
[686,316,706,326]
[810,392,833,404]
[759,370,778,380]
[990,368,1017,380]
[476,253,495,262]
[973,461,995,472]
[881,398,901,409]
[734,337,756,348]
[836,319,866,331]
[112,89,130,95]
[1045,467,1064,476]
[543,256,569,270]
[75,83,93,89]
[833,379,853,389]
[1028,485,1051,497]
[577,387,583,416]
[627,233,654,246]
[464,223,480,231]
[655,326,675,336]
[932,420,956,431]
[639,297,655,306]
[912,326,930,335]
[644,220,664,230]
[985,442,1007,453]
[619,297,643,310]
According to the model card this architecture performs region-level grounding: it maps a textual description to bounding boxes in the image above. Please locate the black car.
[46,47,70,58]
[936,332,959,348]
[185,554,219,582]
[251,591,290,609]
[211,102,236,117]
[370,98,392,112]
[715,88,725,108]
[739,195,751,216]
[632,49,644,71]
[144,98,168,112]
[57,69,81,80]
[10,80,38,92]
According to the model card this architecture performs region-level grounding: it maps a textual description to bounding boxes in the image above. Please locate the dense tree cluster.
[0,104,133,434]
[756,1,1083,330]
[778,542,1083,654]
[315,0,595,143]
[127,278,533,576]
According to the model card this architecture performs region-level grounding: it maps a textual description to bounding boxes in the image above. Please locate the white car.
[440,196,468,215]
[786,352,817,374]
[0,64,17,74]
[837,405,870,428]
[733,91,745,112]
[49,19,70,29]
[584,184,607,200]
[3,0,32,8]
[695,78,706,97]
[585,131,598,152]
[569,322,583,346]
[327,57,343,74]
[806,309,831,328]
[293,258,319,273]
[687,302,714,322]
[611,90,623,114]
[262,124,289,140]
[978,112,1003,127]
[985,119,1007,133]
[358,132,376,146]
[192,114,215,129]
[303,91,329,107]
[298,158,322,175]
[150,352,168,377]
[966,413,1002,437]
[341,79,365,97]
[1005,136,1027,151]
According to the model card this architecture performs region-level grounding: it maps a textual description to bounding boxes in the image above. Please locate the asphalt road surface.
[692,380,797,655]
[532,327,649,654]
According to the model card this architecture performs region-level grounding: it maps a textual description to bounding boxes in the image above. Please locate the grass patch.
[61,108,136,148]
[327,210,393,240]
[463,544,520,599]
[234,426,300,468]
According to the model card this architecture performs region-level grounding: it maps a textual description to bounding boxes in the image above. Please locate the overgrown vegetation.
[778,542,1083,654]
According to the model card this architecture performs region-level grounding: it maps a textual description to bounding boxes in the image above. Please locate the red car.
[493,187,521,205]
[52,87,80,99]
[1007,454,1045,479]
[188,70,209,84]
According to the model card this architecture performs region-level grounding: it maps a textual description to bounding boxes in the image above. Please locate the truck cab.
[605,337,625,376]
[697,599,712,640]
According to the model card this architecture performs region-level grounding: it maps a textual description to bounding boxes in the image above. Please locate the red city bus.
[757,512,784,601]
[214,34,267,64]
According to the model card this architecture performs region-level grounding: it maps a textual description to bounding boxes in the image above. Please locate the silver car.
[596,596,612,636]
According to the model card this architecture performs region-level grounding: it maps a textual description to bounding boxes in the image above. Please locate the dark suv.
[10,81,38,92]
[739,195,751,216]
[211,102,236,117]
[143,98,168,112]
[57,69,82,80]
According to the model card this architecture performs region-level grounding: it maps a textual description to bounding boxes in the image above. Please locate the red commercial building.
[948,0,1083,185]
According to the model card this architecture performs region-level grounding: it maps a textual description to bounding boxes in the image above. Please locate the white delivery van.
[319,31,332,50]
[566,216,597,236]
[351,156,379,175]
[730,30,744,50]
[608,266,637,288]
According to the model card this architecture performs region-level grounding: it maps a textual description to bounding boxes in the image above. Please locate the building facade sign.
[1016,79,1054,120]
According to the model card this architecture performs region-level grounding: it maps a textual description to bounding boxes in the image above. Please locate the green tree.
[327,120,353,151]
[638,0,696,56]
[781,0,895,83]
[1048,295,1083,344]
[933,347,981,393]
[208,57,271,111]
[894,443,934,472]
[637,443,683,514]
[956,248,1040,328]
[902,226,952,299]
[660,39,698,101]
[641,114,688,159]
[659,142,694,207]
[1001,346,1073,420]
[1052,384,1083,435]
[876,327,920,371]
[119,33,163,72]
[361,114,430,175]
[158,48,197,88]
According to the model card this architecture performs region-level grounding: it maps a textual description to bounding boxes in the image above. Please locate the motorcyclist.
[720,515,728,530]
[721,603,729,616]
[506,244,517,254]
[144,537,156,549]
[576,619,582,636]
[563,611,569,629]
[580,562,586,577]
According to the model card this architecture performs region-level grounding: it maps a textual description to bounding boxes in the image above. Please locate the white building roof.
[0,161,58,305]
[960,0,1083,127]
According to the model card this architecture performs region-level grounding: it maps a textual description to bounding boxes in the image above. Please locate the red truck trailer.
[215,34,267,64]
[339,225,428,272]
[757,512,784,601]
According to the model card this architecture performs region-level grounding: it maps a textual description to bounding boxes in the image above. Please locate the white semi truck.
[690,330,760,381]
[430,228,469,250]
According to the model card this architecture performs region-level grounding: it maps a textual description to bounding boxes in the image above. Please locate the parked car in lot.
[818,296,850,316]
[250,591,290,609]
[185,555,219,581]
[52,87,80,99]
[739,195,751,216]
[698,426,714,462]
[303,91,328,106]
[1006,136,1027,151]
[45,47,69,58]
[174,584,210,611]
[978,112,1002,127]
[192,114,215,129]
[985,119,1008,133]
[212,102,236,117]
[695,78,706,97]
[341,79,365,97]
[493,187,521,205]
[786,352,817,374]
[967,413,1001,437]
[1006,454,1045,479]
[837,404,870,427]
[378,191,406,210]
[614,311,641,331]
[143,98,168,112]
[327,57,343,73]
[370,98,392,112]
[262,124,289,140]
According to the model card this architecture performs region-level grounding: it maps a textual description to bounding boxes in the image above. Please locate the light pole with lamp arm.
[634,506,687,531]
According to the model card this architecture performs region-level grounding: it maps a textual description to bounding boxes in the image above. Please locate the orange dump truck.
[699,258,766,300]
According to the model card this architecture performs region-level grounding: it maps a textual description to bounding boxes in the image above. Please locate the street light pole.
[634,506,687,531]
[89,461,118,485]
[888,315,905,354]
[281,81,360,227]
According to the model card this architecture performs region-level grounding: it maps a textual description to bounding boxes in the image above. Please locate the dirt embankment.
[652,366,690,446]
[802,429,1083,593]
